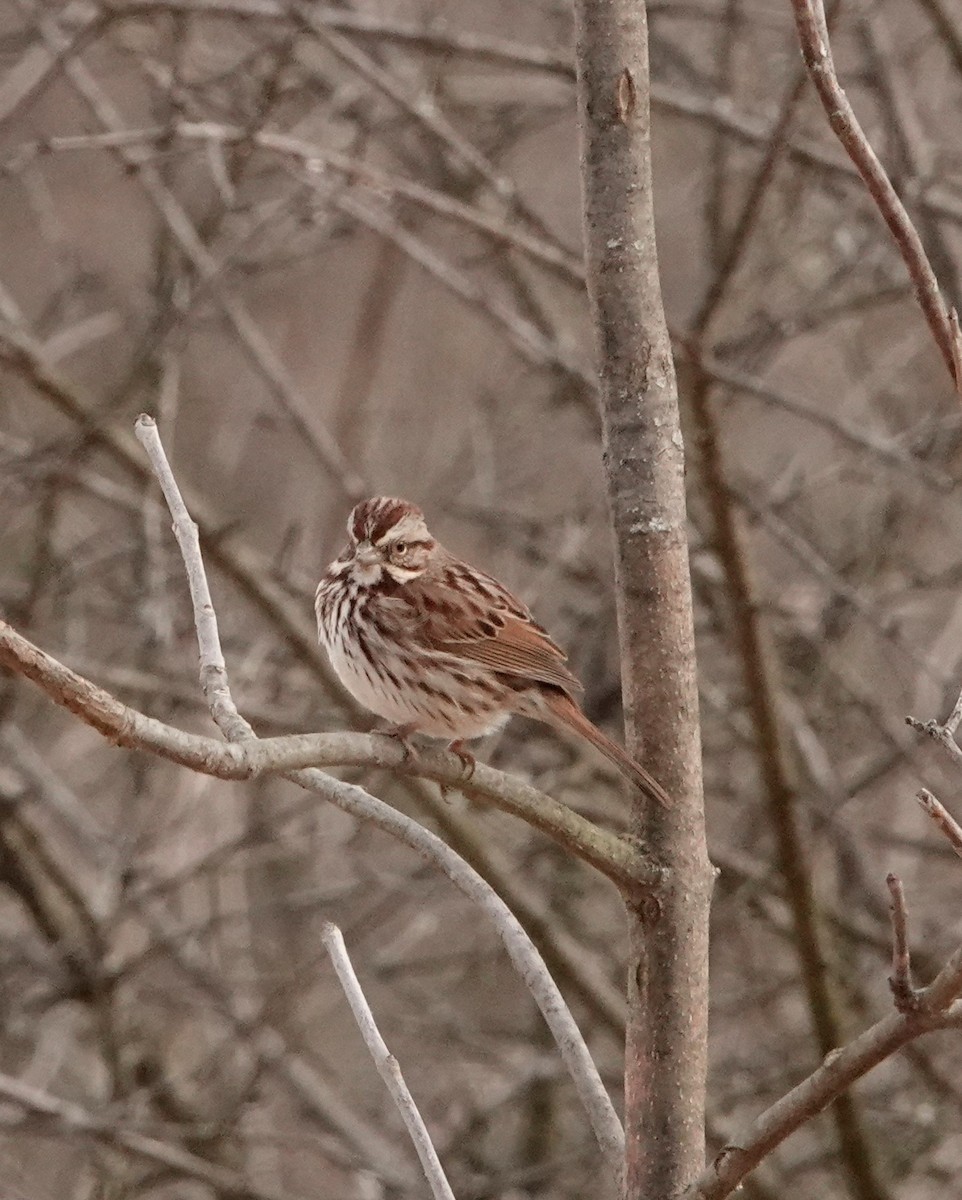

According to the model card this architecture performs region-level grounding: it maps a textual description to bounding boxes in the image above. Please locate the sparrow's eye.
[392,540,408,557]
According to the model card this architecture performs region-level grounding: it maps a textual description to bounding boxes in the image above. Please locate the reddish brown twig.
[790,0,958,386]
[916,789,962,861]
[951,309,962,403]
[686,911,962,1200]
[886,874,919,1012]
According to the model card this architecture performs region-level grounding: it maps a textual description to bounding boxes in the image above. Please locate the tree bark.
[572,2,713,1197]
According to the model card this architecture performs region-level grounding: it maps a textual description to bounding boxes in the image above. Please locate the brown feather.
[407,566,582,695]
[434,623,582,694]
[542,690,671,808]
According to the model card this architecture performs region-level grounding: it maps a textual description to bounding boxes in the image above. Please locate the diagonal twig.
[321,923,456,1200]
[790,0,958,385]
[915,788,962,861]
[886,873,918,1011]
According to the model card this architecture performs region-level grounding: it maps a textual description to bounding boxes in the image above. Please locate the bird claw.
[374,728,475,799]
[437,743,476,802]
[376,722,422,766]
[448,740,477,782]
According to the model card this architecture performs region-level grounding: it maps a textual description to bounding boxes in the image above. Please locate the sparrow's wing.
[406,562,583,696]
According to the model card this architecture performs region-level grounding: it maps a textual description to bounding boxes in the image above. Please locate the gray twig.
[321,923,457,1200]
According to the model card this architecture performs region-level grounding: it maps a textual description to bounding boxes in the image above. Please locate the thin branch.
[885,873,918,1012]
[684,999,962,1200]
[858,4,961,308]
[952,309,962,402]
[905,713,962,769]
[790,0,958,384]
[135,413,250,743]
[321,923,456,1200]
[915,789,962,861]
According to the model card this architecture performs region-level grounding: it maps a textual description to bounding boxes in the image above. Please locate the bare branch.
[905,713,962,769]
[915,789,962,861]
[684,999,962,1200]
[321,923,457,1200]
[886,873,918,1011]
[0,615,656,893]
[790,0,958,384]
[135,413,251,742]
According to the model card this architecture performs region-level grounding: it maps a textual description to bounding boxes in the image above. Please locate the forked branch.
[686,795,962,1200]
[0,614,655,894]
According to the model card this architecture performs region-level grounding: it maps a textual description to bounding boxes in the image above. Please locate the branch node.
[711,1143,746,1175]
[821,1046,843,1069]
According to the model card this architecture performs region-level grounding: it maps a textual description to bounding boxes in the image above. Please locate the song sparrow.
[315,497,670,807]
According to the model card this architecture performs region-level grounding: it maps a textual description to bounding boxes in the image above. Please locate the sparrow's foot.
[447,740,477,782]
[376,722,421,766]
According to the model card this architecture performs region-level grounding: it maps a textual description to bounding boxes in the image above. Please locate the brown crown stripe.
[349,497,425,544]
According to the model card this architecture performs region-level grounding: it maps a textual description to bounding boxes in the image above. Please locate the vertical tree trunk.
[572,3,713,1197]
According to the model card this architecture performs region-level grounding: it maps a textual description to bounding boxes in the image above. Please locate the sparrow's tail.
[541,689,671,809]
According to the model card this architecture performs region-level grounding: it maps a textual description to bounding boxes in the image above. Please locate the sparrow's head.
[341,496,438,584]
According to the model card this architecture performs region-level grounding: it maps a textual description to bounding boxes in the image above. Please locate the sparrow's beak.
[354,540,379,566]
